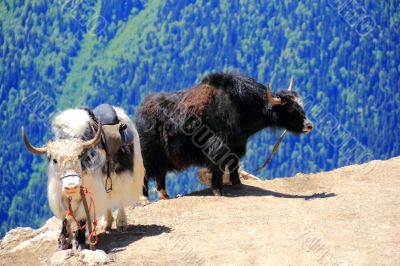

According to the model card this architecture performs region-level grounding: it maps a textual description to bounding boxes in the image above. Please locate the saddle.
[82,104,134,192]
[92,104,133,156]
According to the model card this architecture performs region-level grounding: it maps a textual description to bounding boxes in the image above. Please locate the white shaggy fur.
[46,107,145,231]
[52,109,92,139]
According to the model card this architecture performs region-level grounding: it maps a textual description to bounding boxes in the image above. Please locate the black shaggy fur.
[75,220,86,250]
[136,72,312,197]
[58,218,72,250]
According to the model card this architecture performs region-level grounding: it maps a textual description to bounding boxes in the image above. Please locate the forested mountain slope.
[0,0,399,237]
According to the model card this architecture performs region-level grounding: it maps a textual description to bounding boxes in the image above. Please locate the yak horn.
[288,77,294,91]
[266,83,282,106]
[82,123,102,149]
[21,127,47,155]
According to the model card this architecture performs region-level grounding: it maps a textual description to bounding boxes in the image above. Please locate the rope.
[242,129,287,177]
[67,197,86,229]
[67,187,98,248]
[254,129,287,172]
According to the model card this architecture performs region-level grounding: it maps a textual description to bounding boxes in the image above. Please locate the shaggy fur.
[44,107,144,249]
[136,72,312,198]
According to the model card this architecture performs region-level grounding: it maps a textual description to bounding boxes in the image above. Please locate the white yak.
[21,107,144,250]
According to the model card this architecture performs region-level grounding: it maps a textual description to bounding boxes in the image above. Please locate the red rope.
[67,187,98,246]
[67,197,86,230]
[81,187,98,246]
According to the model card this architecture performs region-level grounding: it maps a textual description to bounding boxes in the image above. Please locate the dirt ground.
[1,156,399,265]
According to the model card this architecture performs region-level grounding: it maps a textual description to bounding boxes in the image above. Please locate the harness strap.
[100,128,113,193]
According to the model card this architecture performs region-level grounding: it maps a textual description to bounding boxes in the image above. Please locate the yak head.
[21,124,102,198]
[266,78,313,134]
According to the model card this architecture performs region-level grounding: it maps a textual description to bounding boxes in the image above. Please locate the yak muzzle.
[303,121,313,134]
[60,172,81,195]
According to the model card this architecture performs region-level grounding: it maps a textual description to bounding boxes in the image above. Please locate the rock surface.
[1,157,399,265]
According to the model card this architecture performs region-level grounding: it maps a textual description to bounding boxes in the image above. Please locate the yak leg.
[156,172,170,200]
[58,218,72,250]
[210,165,224,196]
[228,157,242,186]
[116,207,128,231]
[100,208,114,232]
[75,220,86,251]
[140,176,150,206]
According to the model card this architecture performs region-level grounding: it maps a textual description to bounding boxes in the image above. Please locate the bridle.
[61,173,98,250]
[59,173,81,180]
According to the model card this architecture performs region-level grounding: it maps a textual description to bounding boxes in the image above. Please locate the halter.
[61,172,98,249]
[66,186,98,250]
[244,78,294,175]
[59,173,81,180]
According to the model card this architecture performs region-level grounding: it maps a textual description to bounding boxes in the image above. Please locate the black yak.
[136,72,313,200]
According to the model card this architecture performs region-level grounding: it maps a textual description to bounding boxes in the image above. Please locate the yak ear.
[266,83,283,110]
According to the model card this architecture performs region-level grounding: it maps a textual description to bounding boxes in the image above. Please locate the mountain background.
[0,0,399,237]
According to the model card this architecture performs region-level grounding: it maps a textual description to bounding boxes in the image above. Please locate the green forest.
[0,0,399,237]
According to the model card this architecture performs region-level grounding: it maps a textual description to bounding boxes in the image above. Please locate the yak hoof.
[59,241,72,250]
[212,189,223,196]
[231,179,243,189]
[231,178,242,186]
[159,194,170,200]
[117,225,128,232]
[100,220,112,233]
[116,216,128,232]
[140,196,150,206]
[58,235,72,250]
[76,243,86,251]
[116,209,128,232]
[158,189,170,200]
[101,225,112,233]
